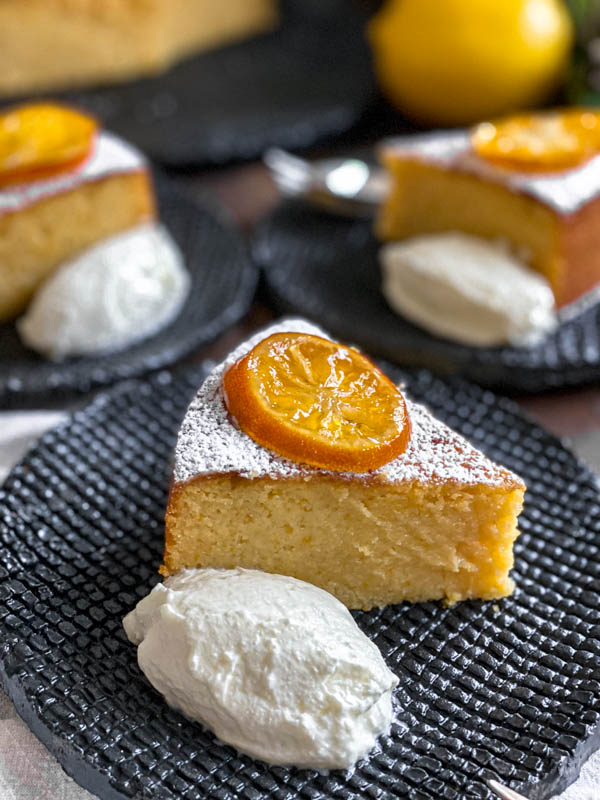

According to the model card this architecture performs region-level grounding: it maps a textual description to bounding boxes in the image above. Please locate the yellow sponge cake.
[162,320,525,610]
[0,0,277,96]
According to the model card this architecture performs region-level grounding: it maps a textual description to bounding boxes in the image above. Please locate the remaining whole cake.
[0,104,155,322]
[377,112,600,308]
[163,319,525,610]
[0,0,277,96]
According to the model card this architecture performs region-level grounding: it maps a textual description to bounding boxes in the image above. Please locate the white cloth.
[0,412,67,484]
[0,411,598,800]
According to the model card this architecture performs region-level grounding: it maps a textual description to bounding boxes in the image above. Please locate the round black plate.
[254,203,600,393]
[0,178,257,408]
[13,0,375,166]
[0,357,599,800]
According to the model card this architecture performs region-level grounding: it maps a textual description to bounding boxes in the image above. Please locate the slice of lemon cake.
[163,320,525,610]
[0,104,155,321]
[377,110,600,308]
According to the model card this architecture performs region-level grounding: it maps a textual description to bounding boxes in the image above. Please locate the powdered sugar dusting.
[173,319,522,489]
[0,131,146,218]
[382,130,600,215]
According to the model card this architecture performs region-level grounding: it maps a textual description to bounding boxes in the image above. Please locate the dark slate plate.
[0,357,599,800]
[9,0,375,166]
[0,178,257,409]
[254,203,600,394]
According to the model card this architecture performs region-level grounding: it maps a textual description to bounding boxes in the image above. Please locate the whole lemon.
[368,0,574,126]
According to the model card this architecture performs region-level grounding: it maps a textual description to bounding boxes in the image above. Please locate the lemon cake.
[162,320,525,610]
[377,129,600,308]
[0,0,278,96]
[0,128,154,321]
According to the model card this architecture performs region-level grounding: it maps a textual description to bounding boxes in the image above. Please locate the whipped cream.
[123,568,398,770]
[380,233,557,347]
[18,223,190,360]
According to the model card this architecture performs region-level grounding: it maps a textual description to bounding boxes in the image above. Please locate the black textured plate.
[0,178,257,408]
[12,0,375,166]
[0,358,599,800]
[254,203,600,393]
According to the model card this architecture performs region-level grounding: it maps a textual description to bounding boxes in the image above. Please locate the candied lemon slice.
[223,332,411,472]
[0,103,98,187]
[472,109,600,171]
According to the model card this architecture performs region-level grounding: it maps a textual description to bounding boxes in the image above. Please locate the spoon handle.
[487,778,531,800]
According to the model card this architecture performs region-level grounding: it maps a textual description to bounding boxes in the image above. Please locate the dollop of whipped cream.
[18,223,190,360]
[123,568,398,770]
[380,232,557,347]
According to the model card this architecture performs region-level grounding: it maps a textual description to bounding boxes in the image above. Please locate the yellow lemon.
[368,0,574,126]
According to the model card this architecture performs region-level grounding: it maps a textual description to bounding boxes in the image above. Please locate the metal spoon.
[263,147,388,217]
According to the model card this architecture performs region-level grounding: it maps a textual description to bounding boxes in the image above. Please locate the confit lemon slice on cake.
[223,331,411,472]
[471,109,600,172]
[163,320,525,610]
[0,103,98,187]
